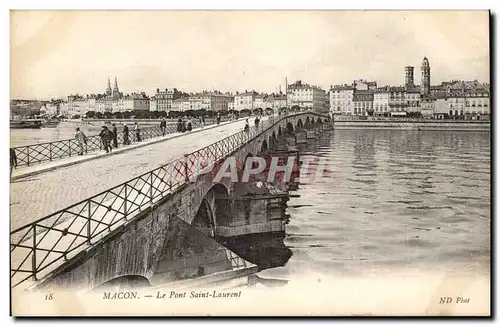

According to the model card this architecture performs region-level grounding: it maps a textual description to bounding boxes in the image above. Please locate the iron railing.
[10,112,324,288]
[11,120,217,168]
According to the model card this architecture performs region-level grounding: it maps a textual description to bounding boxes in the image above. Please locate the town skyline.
[11,69,490,102]
[11,11,489,100]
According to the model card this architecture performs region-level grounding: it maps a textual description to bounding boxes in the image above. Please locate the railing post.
[32,225,37,281]
[87,201,92,245]
[123,184,128,218]
[68,140,72,157]
[150,172,154,202]
[26,147,30,167]
[49,143,53,161]
[184,155,190,182]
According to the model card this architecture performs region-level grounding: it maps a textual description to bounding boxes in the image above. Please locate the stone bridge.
[11,112,331,293]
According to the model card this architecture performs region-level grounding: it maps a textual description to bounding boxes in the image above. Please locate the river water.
[9,121,165,147]
[256,129,490,282]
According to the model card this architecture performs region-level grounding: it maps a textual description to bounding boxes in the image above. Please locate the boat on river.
[10,119,43,129]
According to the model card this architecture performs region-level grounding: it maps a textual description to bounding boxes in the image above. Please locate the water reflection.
[219,232,292,272]
[261,128,490,280]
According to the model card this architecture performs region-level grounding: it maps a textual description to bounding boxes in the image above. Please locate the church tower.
[405,66,414,88]
[112,76,120,97]
[421,57,430,95]
[105,77,112,96]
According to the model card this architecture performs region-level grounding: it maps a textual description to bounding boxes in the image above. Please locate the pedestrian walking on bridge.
[134,122,141,142]
[10,148,17,181]
[160,118,167,136]
[99,126,112,153]
[123,124,130,145]
[177,118,183,132]
[254,116,260,129]
[111,123,118,148]
[75,127,87,155]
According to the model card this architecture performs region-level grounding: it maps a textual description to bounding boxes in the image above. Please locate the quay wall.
[333,120,490,131]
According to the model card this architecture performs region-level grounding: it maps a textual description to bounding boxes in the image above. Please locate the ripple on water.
[397,237,439,249]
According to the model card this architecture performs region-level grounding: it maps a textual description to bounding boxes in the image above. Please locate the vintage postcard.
[9,10,490,316]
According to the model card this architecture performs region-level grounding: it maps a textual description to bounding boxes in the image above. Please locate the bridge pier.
[214,183,289,238]
[306,130,316,139]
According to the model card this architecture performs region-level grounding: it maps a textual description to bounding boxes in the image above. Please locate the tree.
[131,109,147,119]
[240,109,251,116]
[168,110,181,119]
[193,109,206,118]
[86,111,96,119]
[205,110,217,118]
[253,108,263,115]
[122,111,131,119]
[72,114,81,119]
[95,112,103,119]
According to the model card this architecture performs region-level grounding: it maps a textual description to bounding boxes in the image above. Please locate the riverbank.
[332,119,490,131]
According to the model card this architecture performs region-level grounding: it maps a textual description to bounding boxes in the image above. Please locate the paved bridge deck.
[10,118,253,230]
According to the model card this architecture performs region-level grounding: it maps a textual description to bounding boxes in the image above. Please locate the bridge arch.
[296,119,304,130]
[268,131,278,150]
[192,183,229,237]
[305,116,312,129]
[286,122,294,134]
[260,139,268,153]
[278,125,283,136]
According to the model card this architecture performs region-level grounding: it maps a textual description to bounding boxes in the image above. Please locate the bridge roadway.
[10,118,257,230]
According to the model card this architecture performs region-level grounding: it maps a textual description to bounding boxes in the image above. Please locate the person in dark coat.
[187,118,193,132]
[216,113,221,125]
[111,123,118,148]
[10,148,17,180]
[254,116,260,128]
[99,126,112,153]
[123,124,130,145]
[177,118,183,132]
[160,118,167,136]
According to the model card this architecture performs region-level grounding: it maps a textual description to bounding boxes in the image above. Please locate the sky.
[10,10,490,100]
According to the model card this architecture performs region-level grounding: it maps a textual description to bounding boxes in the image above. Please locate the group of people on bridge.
[73,122,143,155]
[96,122,142,153]
[176,117,194,133]
[244,115,261,133]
